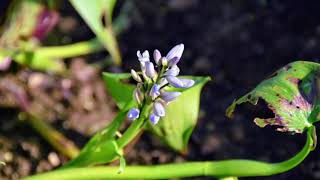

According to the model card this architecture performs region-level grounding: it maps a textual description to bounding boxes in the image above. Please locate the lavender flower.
[161,91,182,103]
[180,79,195,88]
[164,65,180,76]
[137,50,150,63]
[166,76,195,88]
[153,101,165,117]
[153,49,162,65]
[130,44,195,125]
[166,76,184,88]
[150,84,160,100]
[145,61,157,79]
[166,44,184,67]
[168,57,180,67]
[150,114,160,125]
[127,108,140,120]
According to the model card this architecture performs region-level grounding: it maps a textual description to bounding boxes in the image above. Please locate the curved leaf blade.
[227,61,320,133]
[146,76,210,151]
[69,0,121,65]
[102,72,210,151]
[102,72,135,109]
[63,102,133,168]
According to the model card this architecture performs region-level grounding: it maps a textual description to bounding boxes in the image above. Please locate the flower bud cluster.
[127,44,195,125]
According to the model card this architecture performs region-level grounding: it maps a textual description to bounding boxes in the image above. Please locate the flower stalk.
[117,103,152,148]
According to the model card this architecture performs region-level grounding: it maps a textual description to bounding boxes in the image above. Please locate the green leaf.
[146,76,210,151]
[226,61,320,133]
[102,72,135,109]
[69,0,121,65]
[102,72,209,151]
[63,102,133,168]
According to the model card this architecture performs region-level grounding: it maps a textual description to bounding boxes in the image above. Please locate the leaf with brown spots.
[227,61,320,133]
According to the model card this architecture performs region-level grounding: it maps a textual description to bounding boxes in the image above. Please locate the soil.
[1,0,320,179]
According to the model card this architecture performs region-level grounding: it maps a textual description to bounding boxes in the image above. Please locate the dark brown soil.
[2,0,320,179]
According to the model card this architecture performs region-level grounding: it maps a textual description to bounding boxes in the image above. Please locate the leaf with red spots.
[227,61,320,133]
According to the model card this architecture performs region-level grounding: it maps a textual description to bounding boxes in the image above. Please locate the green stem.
[35,38,104,58]
[116,103,151,148]
[26,113,80,159]
[23,127,315,180]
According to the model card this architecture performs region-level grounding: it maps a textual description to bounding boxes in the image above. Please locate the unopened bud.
[145,62,157,79]
[160,57,168,67]
[153,49,162,65]
[131,69,142,82]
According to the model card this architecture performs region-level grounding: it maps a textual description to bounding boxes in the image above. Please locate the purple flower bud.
[161,91,182,102]
[166,76,184,88]
[164,65,180,76]
[134,87,144,104]
[153,49,162,65]
[150,114,160,125]
[145,61,157,79]
[167,57,180,67]
[166,44,184,65]
[33,9,59,40]
[127,108,140,120]
[131,69,142,82]
[137,50,150,62]
[153,101,166,117]
[0,57,12,71]
[140,63,149,80]
[180,79,195,88]
[150,84,160,100]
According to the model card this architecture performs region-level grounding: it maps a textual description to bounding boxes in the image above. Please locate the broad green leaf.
[69,0,121,65]
[146,76,210,151]
[63,102,133,168]
[227,61,320,133]
[102,72,135,109]
[102,72,209,151]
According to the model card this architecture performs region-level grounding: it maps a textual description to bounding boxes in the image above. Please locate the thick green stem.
[23,127,315,180]
[35,38,103,58]
[116,103,152,148]
[26,113,80,159]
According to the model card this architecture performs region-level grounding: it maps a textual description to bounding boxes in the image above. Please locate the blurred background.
[1,0,320,179]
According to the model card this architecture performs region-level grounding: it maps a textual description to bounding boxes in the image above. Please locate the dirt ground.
[2,0,320,179]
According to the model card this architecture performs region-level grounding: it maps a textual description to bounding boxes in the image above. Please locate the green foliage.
[102,72,209,151]
[0,50,65,73]
[63,102,133,167]
[102,72,135,109]
[146,76,210,151]
[227,61,320,133]
[0,0,65,72]
[70,0,121,65]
